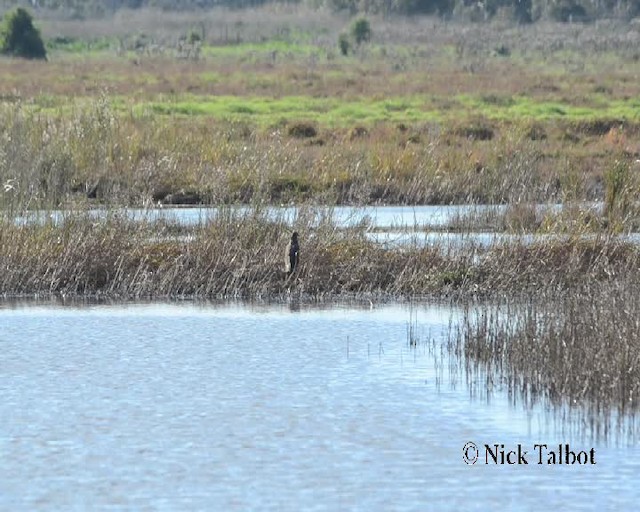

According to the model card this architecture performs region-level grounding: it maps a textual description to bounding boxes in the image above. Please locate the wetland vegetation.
[2,2,640,418]
[3,5,640,287]
[2,6,640,210]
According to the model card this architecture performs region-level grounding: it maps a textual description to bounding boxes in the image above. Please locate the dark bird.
[285,232,299,276]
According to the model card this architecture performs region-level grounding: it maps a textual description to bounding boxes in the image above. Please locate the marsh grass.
[2,203,639,299]
[477,235,640,293]
[452,279,640,416]
[2,100,595,208]
[441,196,640,235]
[602,158,640,232]
[0,205,450,298]
[445,203,542,233]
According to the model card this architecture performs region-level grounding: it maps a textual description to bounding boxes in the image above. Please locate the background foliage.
[1,0,639,22]
[0,6,46,59]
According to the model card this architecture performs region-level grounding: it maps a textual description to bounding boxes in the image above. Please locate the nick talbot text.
[463,442,596,465]
[484,443,595,465]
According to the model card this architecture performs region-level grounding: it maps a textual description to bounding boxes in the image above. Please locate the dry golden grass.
[2,50,640,102]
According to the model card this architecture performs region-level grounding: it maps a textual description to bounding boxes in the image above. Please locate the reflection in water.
[0,300,638,510]
[461,356,639,447]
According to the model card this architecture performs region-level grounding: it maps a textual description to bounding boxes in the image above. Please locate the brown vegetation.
[2,207,639,299]
[452,278,640,417]
[3,99,640,209]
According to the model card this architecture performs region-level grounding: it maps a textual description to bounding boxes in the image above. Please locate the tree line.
[1,0,639,23]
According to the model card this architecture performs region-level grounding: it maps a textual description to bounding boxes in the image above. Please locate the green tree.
[350,17,372,45]
[1,7,47,60]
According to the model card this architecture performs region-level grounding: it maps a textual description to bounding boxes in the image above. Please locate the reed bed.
[452,279,640,416]
[0,207,461,298]
[2,99,638,211]
[477,234,640,291]
[2,206,639,299]
[0,100,569,208]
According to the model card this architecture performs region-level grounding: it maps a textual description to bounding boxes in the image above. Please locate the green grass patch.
[46,36,114,54]
[134,93,640,126]
[457,94,640,121]
[201,41,321,60]
[135,95,430,126]
[24,91,640,128]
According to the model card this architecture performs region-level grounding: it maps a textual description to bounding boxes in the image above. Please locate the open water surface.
[0,300,637,510]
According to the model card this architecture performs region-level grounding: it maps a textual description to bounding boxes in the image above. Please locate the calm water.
[15,204,571,229]
[1,300,638,511]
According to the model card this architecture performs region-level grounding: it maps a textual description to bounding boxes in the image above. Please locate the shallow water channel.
[1,300,638,510]
[16,204,619,251]
[17,204,567,229]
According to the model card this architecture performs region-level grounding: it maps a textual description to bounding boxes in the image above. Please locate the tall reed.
[0,99,614,209]
[452,280,640,414]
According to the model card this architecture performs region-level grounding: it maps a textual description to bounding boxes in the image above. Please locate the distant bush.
[494,44,511,57]
[288,122,318,138]
[0,7,47,60]
[454,122,495,141]
[350,17,372,45]
[187,28,202,44]
[526,123,548,141]
[549,0,591,22]
[348,125,369,140]
[393,0,455,17]
[338,33,350,56]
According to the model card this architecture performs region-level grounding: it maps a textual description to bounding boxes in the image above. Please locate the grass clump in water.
[452,280,640,418]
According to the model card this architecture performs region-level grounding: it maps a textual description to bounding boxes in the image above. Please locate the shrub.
[350,17,372,46]
[187,28,202,44]
[454,121,495,141]
[549,0,590,22]
[338,33,350,56]
[0,7,47,60]
[288,122,317,138]
[348,125,369,140]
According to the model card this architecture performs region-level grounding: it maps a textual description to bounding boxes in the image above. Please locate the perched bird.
[285,232,299,276]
